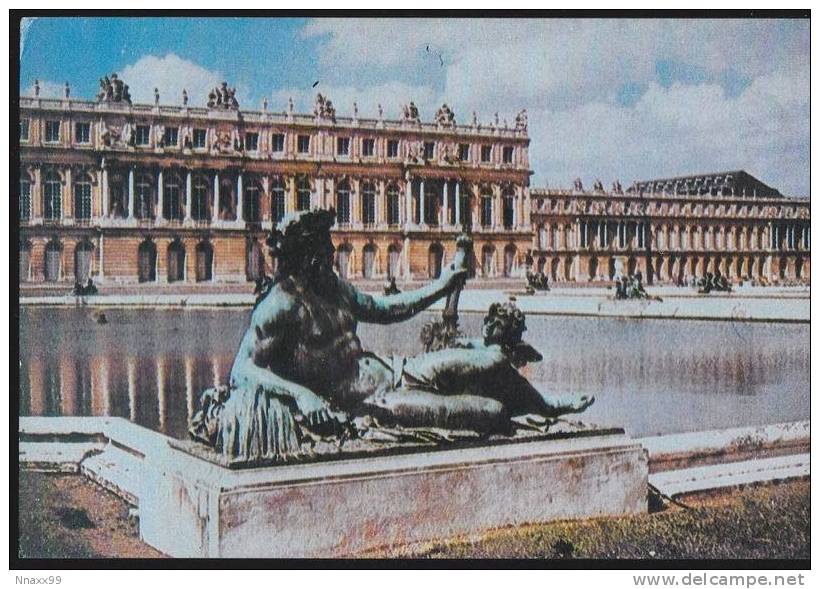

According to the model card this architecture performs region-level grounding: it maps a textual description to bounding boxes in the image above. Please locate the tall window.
[458,143,470,161]
[19,179,31,221]
[423,142,435,160]
[244,179,261,223]
[502,191,515,229]
[336,181,351,225]
[73,176,92,224]
[361,183,376,226]
[296,178,311,211]
[387,140,399,159]
[163,127,179,148]
[386,184,400,226]
[272,133,285,153]
[480,145,492,162]
[75,122,91,144]
[192,176,210,221]
[163,173,183,221]
[244,132,259,152]
[362,138,375,157]
[271,178,286,223]
[43,172,62,221]
[135,125,151,146]
[192,129,207,148]
[297,135,310,153]
[336,137,350,156]
[45,121,61,143]
[20,119,30,141]
[135,175,154,219]
[502,146,514,164]
[481,194,493,228]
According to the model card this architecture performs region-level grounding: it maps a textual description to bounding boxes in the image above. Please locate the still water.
[18,307,809,439]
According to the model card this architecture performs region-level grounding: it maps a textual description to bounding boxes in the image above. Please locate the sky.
[19,17,810,196]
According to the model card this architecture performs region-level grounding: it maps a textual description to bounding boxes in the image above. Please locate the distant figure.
[383,276,401,295]
[84,278,98,296]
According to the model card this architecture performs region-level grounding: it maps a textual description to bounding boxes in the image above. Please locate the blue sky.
[20,17,810,195]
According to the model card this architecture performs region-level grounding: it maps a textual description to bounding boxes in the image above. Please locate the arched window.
[336,243,352,279]
[43,171,62,222]
[20,240,32,281]
[73,174,93,224]
[296,177,311,211]
[44,239,62,282]
[387,244,401,278]
[482,245,495,277]
[362,243,377,279]
[218,179,235,220]
[243,177,262,223]
[195,241,213,282]
[246,240,265,282]
[109,173,127,218]
[361,182,376,226]
[424,182,440,226]
[428,243,443,279]
[270,178,286,223]
[192,176,210,222]
[336,180,351,225]
[503,244,517,277]
[20,174,32,221]
[502,189,515,229]
[135,174,155,220]
[167,239,186,282]
[480,191,493,228]
[137,240,157,282]
[386,184,400,226]
[163,172,184,221]
[74,240,94,283]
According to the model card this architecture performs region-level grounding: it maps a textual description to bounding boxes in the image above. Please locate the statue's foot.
[569,395,595,413]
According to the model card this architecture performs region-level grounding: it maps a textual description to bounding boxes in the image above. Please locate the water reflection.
[19,307,810,439]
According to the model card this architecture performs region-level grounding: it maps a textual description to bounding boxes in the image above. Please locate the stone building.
[18,76,533,286]
[530,173,810,285]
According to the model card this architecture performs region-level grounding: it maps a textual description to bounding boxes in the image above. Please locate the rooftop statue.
[189,209,593,465]
[207,82,239,110]
[97,73,132,104]
[515,109,528,132]
[313,93,336,122]
[435,103,456,127]
[402,101,421,123]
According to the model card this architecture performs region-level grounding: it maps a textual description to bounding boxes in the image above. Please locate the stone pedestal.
[19,417,648,558]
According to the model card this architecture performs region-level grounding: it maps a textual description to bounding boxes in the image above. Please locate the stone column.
[442,180,449,227]
[377,180,385,227]
[185,171,192,221]
[237,172,244,222]
[99,233,105,280]
[127,167,135,219]
[405,177,413,229]
[156,169,164,222]
[213,172,220,222]
[101,167,109,218]
[64,167,73,219]
[419,179,426,226]
[288,176,297,213]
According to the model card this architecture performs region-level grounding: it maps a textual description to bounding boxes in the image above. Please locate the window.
[45,121,61,143]
[502,146,514,164]
[272,133,285,153]
[74,178,92,223]
[75,122,91,144]
[387,184,400,226]
[502,192,514,229]
[244,179,261,222]
[163,174,183,221]
[135,175,154,219]
[20,180,31,221]
[361,183,376,226]
[336,137,350,156]
[423,142,435,160]
[192,177,210,221]
[362,138,375,157]
[387,140,399,159]
[296,178,311,211]
[271,179,286,223]
[336,181,351,225]
[480,145,492,162]
[481,195,493,228]
[458,143,470,161]
[244,132,259,152]
[135,125,151,146]
[20,119,30,141]
[163,127,179,148]
[193,129,207,148]
[44,172,62,221]
[297,135,311,154]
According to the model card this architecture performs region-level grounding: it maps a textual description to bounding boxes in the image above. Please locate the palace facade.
[18,76,533,286]
[530,172,810,285]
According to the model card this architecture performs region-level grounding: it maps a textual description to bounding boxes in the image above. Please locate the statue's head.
[482,302,526,349]
[268,208,337,283]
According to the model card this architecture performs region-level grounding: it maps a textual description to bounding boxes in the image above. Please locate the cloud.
[119,53,251,108]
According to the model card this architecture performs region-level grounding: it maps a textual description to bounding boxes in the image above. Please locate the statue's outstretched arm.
[343,270,464,324]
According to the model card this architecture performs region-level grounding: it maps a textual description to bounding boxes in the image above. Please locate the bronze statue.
[190,209,593,464]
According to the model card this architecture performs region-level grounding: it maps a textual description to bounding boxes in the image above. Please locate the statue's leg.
[363,388,510,434]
